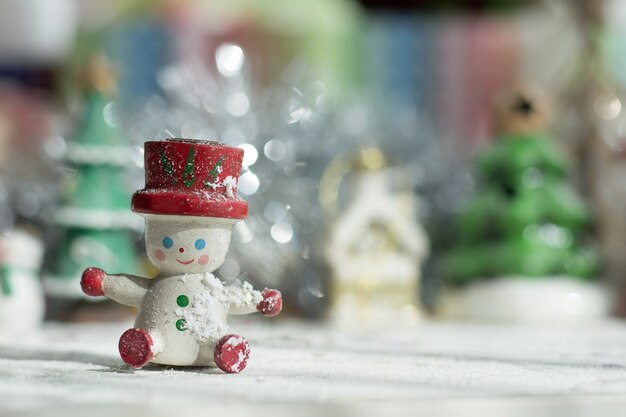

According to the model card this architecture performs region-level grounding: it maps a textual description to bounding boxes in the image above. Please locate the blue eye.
[163,237,173,249]
[194,239,206,250]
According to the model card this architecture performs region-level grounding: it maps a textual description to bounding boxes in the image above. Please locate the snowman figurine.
[80,139,282,373]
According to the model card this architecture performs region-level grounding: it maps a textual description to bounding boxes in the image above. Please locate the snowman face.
[144,215,235,274]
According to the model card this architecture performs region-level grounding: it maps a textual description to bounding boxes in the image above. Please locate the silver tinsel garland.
[123,43,468,315]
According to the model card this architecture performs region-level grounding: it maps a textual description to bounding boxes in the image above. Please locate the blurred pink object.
[0,83,52,180]
[0,84,49,145]
[438,16,519,149]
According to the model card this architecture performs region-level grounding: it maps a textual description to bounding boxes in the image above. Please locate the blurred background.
[3,0,626,329]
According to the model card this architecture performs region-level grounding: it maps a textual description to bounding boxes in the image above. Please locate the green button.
[176,294,189,307]
[175,319,186,331]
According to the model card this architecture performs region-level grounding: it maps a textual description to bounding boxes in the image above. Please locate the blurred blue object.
[107,19,171,108]
[363,12,434,109]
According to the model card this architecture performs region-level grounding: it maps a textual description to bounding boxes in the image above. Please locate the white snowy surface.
[2,319,626,416]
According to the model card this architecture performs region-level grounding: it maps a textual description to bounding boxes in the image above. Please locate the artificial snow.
[3,320,626,415]
[203,175,237,198]
[223,176,237,198]
[174,273,261,342]
[205,181,219,190]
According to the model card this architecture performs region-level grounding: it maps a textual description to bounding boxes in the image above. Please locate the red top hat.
[132,139,248,219]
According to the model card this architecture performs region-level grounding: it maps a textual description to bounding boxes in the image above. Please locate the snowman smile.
[176,258,195,265]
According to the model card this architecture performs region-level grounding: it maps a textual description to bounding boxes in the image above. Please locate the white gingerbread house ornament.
[325,163,428,327]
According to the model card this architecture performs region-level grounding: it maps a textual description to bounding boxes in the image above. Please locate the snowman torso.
[136,272,234,365]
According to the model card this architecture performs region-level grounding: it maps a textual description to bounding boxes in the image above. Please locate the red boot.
[118,328,154,369]
[214,334,250,374]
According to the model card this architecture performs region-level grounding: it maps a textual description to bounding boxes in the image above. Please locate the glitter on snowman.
[80,140,282,373]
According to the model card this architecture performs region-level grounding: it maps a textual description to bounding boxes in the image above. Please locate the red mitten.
[256,289,282,317]
[81,267,106,297]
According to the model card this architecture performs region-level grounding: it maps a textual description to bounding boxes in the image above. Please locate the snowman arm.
[82,267,149,307]
[224,282,263,315]
[102,273,150,307]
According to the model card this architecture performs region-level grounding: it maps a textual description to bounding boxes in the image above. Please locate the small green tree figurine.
[439,87,606,322]
[444,88,598,282]
[44,55,139,300]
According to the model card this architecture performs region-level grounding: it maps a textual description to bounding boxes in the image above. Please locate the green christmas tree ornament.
[44,55,140,300]
[438,86,609,323]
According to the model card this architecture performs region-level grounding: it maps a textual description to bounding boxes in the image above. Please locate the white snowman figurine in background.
[81,139,282,373]
[0,228,45,335]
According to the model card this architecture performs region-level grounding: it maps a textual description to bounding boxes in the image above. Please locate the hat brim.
[132,189,248,219]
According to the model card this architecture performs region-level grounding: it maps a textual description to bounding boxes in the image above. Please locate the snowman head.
[0,229,43,271]
[144,214,236,274]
